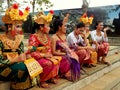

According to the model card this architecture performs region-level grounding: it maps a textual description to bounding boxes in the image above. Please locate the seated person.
[51,14,80,81]
[67,22,95,70]
[28,10,61,88]
[0,4,35,90]
[79,13,97,67]
[90,20,110,66]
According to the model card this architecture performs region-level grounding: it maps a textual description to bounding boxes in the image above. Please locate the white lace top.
[67,31,85,49]
[90,30,108,48]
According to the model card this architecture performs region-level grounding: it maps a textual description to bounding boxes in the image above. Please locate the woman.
[0,4,34,89]
[28,11,61,88]
[90,21,110,65]
[51,14,80,81]
[79,13,97,67]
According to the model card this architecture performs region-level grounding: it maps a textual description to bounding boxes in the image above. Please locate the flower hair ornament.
[2,3,30,24]
[33,10,54,24]
[2,3,30,36]
[79,13,94,24]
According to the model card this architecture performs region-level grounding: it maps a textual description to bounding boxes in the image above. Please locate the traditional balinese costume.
[0,4,35,89]
[67,31,91,65]
[90,30,109,60]
[0,3,42,89]
[56,37,80,81]
[53,14,80,81]
[79,13,97,65]
[0,35,32,89]
[28,11,61,84]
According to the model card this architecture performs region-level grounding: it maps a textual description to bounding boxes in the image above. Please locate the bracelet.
[30,46,37,52]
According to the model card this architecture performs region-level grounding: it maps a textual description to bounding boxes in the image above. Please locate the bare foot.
[51,78,58,84]
[41,82,49,88]
[102,61,111,66]
[101,57,111,66]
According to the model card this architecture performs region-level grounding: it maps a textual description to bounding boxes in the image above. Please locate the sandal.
[41,82,49,88]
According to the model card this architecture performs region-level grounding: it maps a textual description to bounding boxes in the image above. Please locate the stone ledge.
[111,81,120,90]
[29,52,120,90]
[1,47,120,90]
[61,58,120,90]
[108,37,120,46]
[80,65,120,90]
[0,82,10,90]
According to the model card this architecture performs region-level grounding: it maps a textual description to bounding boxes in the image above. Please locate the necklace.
[37,33,49,45]
[3,34,20,50]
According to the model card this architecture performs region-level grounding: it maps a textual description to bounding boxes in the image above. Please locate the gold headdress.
[2,3,30,24]
[79,13,94,24]
[33,10,54,24]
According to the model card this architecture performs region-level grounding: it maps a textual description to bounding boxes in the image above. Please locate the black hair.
[76,22,85,29]
[4,24,12,33]
[95,20,103,29]
[32,22,44,34]
[52,15,63,34]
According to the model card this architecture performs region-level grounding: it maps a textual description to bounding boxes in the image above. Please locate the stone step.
[1,46,120,90]
[107,46,120,57]
[0,82,10,90]
[108,37,120,46]
[79,66,120,90]
[29,52,120,90]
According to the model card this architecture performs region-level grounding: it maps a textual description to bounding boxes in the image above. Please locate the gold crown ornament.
[79,13,94,25]
[2,3,30,24]
[33,10,54,24]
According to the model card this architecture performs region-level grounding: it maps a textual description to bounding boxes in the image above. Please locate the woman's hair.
[95,20,103,29]
[4,24,12,33]
[32,22,44,34]
[52,16,63,33]
[76,22,85,29]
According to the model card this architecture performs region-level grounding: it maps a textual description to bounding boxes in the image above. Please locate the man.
[67,22,95,70]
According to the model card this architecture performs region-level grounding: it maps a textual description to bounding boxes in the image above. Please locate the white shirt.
[67,31,84,49]
[90,30,108,48]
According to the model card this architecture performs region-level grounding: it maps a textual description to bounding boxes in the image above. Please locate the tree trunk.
[32,0,36,14]
[82,0,89,13]
[7,0,10,8]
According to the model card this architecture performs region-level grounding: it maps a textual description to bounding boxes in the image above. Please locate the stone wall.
[108,37,120,46]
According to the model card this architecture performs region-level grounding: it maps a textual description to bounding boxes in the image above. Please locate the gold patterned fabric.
[0,34,33,89]
[24,58,43,79]
[11,77,31,90]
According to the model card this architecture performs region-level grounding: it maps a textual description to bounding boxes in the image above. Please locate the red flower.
[12,3,18,9]
[49,10,54,14]
[25,7,30,11]
[19,10,23,16]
